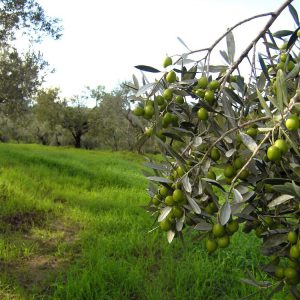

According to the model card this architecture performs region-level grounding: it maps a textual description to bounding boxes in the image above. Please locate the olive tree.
[0,47,46,115]
[0,0,62,117]
[131,0,300,298]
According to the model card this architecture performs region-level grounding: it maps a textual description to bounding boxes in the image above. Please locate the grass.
[0,143,282,299]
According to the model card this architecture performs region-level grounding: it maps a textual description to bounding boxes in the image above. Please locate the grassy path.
[0,144,271,299]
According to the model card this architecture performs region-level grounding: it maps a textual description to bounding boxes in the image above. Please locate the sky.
[32,0,300,99]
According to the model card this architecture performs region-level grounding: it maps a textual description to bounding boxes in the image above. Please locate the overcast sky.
[34,0,300,98]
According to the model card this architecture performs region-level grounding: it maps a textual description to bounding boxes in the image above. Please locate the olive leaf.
[289,4,300,26]
[132,74,139,89]
[268,194,294,208]
[240,278,272,288]
[273,30,294,37]
[208,65,228,73]
[226,30,235,64]
[219,201,231,225]
[223,87,244,106]
[194,221,213,231]
[198,180,203,195]
[239,132,258,152]
[225,148,236,158]
[158,206,172,222]
[182,65,198,80]
[134,65,161,73]
[275,69,288,109]
[235,184,249,195]
[176,215,185,232]
[220,50,230,64]
[258,53,270,81]
[136,82,156,97]
[272,183,298,197]
[256,88,272,117]
[177,36,191,51]
[202,178,226,192]
[167,230,176,244]
[144,162,168,171]
[262,234,287,249]
[233,188,243,203]
[187,195,201,214]
[287,27,299,50]
[147,176,173,184]
[182,175,192,193]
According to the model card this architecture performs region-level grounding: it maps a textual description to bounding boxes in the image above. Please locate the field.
[0,143,276,299]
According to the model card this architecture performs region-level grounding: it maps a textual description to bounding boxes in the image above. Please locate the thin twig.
[228,69,300,194]
[182,116,271,179]
[229,131,271,194]
[200,116,271,164]
[188,13,274,56]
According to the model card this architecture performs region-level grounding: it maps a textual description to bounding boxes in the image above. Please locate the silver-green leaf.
[275,69,288,111]
[167,230,176,244]
[158,206,172,222]
[233,188,243,203]
[226,30,235,64]
[182,175,192,193]
[268,194,294,208]
[220,201,231,225]
[147,176,173,184]
[239,132,258,152]
[187,195,201,214]
[194,221,213,231]
[256,88,272,117]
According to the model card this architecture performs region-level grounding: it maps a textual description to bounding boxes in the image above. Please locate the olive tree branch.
[144,1,292,105]
[173,12,275,74]
[221,0,294,84]
[199,116,271,165]
[182,116,271,179]
[188,13,274,56]
[228,72,300,194]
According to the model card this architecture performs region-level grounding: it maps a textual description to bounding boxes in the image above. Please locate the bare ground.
[0,212,81,299]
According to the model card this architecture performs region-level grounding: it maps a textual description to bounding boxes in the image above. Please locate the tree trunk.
[74,133,81,148]
[113,131,118,151]
[55,133,61,146]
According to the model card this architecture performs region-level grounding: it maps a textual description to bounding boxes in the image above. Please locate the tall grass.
[0,144,277,299]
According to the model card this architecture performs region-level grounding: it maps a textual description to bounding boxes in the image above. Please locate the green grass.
[0,143,281,299]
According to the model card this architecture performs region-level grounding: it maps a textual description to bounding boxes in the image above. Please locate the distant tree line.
[0,84,146,151]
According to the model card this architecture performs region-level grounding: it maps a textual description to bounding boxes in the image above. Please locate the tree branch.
[182,116,271,179]
[189,12,274,56]
[221,0,294,83]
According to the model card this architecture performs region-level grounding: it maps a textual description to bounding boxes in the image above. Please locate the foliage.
[0,0,62,119]
[0,0,62,44]
[17,85,142,150]
[88,84,141,151]
[0,47,47,116]
[132,1,300,298]
[33,88,63,145]
[58,98,89,148]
